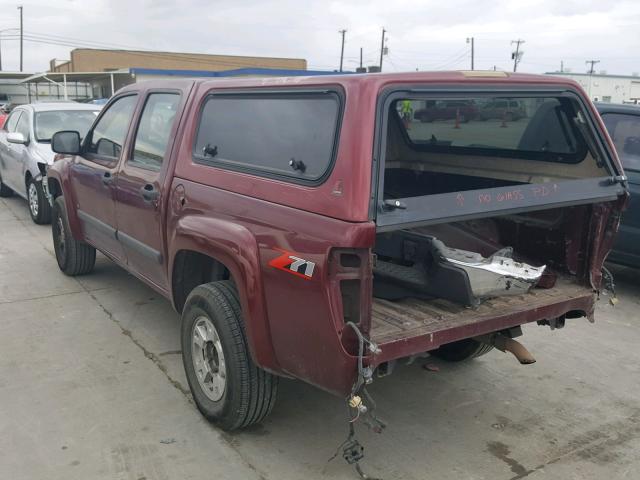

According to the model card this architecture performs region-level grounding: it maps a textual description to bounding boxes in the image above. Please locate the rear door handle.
[140,183,160,202]
[102,171,114,185]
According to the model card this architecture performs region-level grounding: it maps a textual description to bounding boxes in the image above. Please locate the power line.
[14,35,307,71]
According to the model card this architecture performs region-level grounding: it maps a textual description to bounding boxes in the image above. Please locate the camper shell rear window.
[375,88,623,230]
[398,95,588,163]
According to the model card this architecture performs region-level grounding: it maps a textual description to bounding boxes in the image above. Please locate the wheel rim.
[56,216,66,257]
[28,183,38,216]
[192,316,227,401]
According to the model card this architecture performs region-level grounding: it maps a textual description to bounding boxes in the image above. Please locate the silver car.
[0,102,100,223]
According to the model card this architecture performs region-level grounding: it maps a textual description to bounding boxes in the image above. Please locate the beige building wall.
[51,48,307,73]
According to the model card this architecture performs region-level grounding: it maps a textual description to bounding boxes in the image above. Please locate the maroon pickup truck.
[47,72,627,433]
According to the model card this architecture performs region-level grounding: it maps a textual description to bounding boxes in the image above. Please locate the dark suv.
[596,102,640,267]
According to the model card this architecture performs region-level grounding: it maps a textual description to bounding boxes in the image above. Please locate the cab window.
[86,95,138,160]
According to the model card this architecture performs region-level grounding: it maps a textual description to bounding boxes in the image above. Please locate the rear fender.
[169,215,281,373]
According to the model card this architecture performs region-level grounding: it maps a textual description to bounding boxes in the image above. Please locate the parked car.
[479,99,527,121]
[596,102,640,267]
[0,102,101,223]
[46,73,626,433]
[414,99,478,123]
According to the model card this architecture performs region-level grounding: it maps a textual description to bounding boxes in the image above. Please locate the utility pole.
[467,37,474,70]
[18,5,23,72]
[586,60,600,99]
[338,29,346,72]
[359,47,363,69]
[560,60,564,73]
[379,27,386,71]
[586,59,600,74]
[511,39,525,72]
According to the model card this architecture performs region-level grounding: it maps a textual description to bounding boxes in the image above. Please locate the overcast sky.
[0,0,638,75]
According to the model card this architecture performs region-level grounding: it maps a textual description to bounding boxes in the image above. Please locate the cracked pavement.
[1,195,639,480]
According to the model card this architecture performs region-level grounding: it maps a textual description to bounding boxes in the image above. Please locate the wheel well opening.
[24,171,32,188]
[172,250,231,313]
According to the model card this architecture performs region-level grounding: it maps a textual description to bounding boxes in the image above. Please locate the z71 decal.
[269,249,316,280]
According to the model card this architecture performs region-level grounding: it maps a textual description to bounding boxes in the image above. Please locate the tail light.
[328,249,373,344]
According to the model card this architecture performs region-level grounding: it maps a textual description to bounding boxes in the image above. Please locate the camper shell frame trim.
[371,84,625,227]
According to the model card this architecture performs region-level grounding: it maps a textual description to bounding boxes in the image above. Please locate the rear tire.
[0,173,13,197]
[27,178,52,224]
[52,195,96,276]
[181,281,278,431]
[431,339,494,362]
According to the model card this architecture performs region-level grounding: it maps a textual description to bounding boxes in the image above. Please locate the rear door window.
[130,93,180,171]
[601,112,640,171]
[193,92,341,183]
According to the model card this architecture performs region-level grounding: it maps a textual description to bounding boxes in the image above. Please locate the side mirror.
[7,132,27,145]
[51,130,81,155]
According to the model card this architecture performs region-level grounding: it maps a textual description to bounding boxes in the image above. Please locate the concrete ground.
[1,194,639,480]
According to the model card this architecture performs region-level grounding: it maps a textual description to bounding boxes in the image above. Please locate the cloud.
[0,0,637,75]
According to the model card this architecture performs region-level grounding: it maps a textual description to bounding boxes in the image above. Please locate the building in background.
[546,71,640,104]
[15,48,337,102]
[49,48,307,74]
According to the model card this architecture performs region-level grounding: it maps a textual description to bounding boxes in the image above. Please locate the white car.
[0,102,100,223]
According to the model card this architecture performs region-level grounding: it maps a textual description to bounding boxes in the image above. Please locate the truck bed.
[370,277,595,363]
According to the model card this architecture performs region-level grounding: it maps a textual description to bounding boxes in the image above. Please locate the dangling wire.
[325,322,386,479]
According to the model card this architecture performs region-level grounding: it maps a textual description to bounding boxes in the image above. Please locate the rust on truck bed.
[371,277,594,363]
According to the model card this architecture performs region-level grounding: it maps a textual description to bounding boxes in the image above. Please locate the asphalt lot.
[1,194,639,480]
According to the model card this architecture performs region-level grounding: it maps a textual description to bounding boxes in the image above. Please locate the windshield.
[35,110,99,142]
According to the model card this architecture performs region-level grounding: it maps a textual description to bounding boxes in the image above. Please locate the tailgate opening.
[364,89,625,359]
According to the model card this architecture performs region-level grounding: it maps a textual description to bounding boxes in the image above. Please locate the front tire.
[430,338,494,362]
[52,196,96,276]
[27,178,52,224]
[181,281,278,431]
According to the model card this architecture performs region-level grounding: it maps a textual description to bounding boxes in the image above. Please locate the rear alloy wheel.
[0,173,13,197]
[27,178,52,224]
[430,338,494,362]
[192,316,227,402]
[181,281,278,431]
